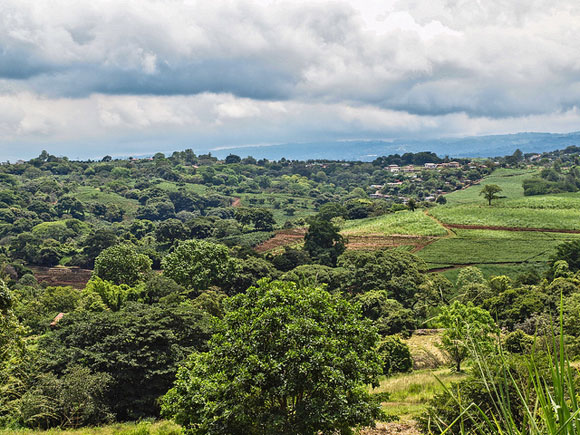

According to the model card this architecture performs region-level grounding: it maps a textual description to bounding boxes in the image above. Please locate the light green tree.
[480,184,503,206]
[93,244,151,286]
[437,301,497,372]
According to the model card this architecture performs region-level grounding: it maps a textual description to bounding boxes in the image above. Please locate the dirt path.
[231,197,242,207]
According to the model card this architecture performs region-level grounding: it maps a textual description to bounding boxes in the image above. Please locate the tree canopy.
[161,280,384,434]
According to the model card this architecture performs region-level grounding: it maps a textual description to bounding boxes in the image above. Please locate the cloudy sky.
[1,0,580,160]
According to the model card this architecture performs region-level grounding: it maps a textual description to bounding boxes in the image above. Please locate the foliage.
[338,249,426,306]
[38,303,212,420]
[162,240,236,292]
[161,280,384,434]
[378,336,413,376]
[304,219,346,266]
[480,184,503,206]
[19,366,113,429]
[93,244,152,286]
[437,301,497,372]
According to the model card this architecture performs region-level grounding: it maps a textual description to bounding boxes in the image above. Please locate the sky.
[1,0,580,160]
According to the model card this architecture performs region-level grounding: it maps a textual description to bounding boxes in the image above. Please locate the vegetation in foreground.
[3,147,580,434]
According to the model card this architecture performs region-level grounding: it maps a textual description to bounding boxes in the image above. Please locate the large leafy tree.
[38,303,212,420]
[304,219,346,266]
[437,301,497,372]
[162,240,236,291]
[162,280,384,435]
[93,244,152,286]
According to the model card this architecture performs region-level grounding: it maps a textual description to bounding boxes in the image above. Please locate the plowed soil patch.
[30,266,92,288]
[255,228,307,253]
[256,229,434,253]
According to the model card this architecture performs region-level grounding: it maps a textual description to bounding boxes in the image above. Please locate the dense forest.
[2,148,580,434]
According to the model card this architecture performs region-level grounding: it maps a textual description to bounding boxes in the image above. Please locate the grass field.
[373,369,467,421]
[417,229,579,266]
[430,204,580,230]
[0,421,181,435]
[75,187,140,217]
[341,211,447,237]
[444,168,537,205]
[434,168,580,230]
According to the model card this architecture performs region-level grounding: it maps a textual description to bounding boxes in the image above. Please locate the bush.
[19,366,113,429]
[378,336,412,376]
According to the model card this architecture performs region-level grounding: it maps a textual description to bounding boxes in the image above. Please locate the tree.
[304,219,346,266]
[224,154,241,164]
[551,239,580,273]
[19,366,113,429]
[162,240,237,291]
[407,198,416,211]
[479,184,502,206]
[38,303,212,420]
[378,336,413,376]
[93,244,152,286]
[161,280,384,434]
[437,301,497,372]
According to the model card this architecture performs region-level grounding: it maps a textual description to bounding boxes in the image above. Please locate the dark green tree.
[161,280,384,434]
[38,303,212,420]
[304,219,346,266]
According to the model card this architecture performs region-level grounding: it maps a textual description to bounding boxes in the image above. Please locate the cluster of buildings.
[385,162,462,173]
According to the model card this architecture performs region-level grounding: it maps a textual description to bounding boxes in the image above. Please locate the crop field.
[341,211,448,237]
[430,203,580,230]
[417,229,580,267]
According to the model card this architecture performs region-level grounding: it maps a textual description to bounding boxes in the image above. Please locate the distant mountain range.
[208,131,580,161]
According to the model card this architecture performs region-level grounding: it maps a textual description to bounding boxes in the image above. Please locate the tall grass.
[424,295,580,434]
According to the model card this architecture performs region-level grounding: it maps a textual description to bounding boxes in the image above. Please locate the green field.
[75,186,140,216]
[444,168,537,205]
[430,203,580,230]
[341,210,447,237]
[434,168,580,230]
[417,229,580,267]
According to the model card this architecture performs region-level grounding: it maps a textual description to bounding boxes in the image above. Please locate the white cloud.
[0,0,579,158]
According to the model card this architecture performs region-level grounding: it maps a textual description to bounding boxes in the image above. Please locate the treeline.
[523,165,580,195]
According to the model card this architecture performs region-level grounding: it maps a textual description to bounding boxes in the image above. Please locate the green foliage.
[338,249,426,305]
[378,336,413,376]
[304,219,346,266]
[437,301,497,372]
[38,303,212,420]
[18,366,113,429]
[480,184,503,205]
[84,278,143,311]
[162,240,236,292]
[161,280,384,434]
[93,244,152,286]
